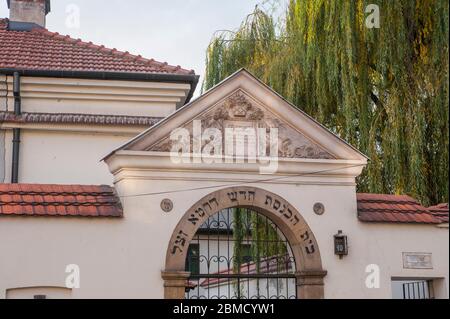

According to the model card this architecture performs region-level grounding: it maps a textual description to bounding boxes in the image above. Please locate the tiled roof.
[427,203,449,223]
[0,183,123,217]
[0,18,194,75]
[0,111,162,126]
[357,193,444,224]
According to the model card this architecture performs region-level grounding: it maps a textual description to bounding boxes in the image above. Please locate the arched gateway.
[104,69,368,299]
[162,186,327,299]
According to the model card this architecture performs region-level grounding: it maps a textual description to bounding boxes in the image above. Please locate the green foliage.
[204,0,449,205]
[232,208,288,296]
[232,209,286,270]
[232,207,246,273]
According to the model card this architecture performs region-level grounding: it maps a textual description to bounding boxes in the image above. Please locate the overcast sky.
[0,0,287,96]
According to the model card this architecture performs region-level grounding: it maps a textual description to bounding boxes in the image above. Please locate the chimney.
[7,0,51,30]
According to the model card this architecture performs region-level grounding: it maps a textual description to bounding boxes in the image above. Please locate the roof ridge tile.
[357,192,443,224]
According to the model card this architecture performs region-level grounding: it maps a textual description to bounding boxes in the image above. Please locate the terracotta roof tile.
[357,193,445,224]
[0,18,194,75]
[427,203,449,223]
[0,183,122,217]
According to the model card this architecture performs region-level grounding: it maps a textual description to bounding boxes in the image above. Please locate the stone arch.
[162,186,327,299]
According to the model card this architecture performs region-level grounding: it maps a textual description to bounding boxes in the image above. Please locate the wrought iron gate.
[185,207,297,299]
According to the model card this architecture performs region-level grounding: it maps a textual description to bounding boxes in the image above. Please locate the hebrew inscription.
[300,230,316,255]
[171,230,189,254]
[227,190,255,202]
[187,198,219,226]
[264,195,300,226]
[169,187,318,259]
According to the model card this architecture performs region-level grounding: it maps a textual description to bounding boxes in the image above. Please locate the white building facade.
[0,0,448,300]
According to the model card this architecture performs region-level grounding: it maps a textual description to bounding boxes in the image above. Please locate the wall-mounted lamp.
[334,230,348,259]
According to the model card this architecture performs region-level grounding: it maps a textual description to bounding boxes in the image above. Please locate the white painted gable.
[107,69,367,162]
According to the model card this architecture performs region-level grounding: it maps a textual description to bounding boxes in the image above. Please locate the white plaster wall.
[112,176,449,299]
[6,287,72,299]
[0,130,5,182]
[1,172,447,299]
[1,129,139,184]
[0,216,142,299]
[0,76,190,116]
[0,70,446,299]
[0,75,192,184]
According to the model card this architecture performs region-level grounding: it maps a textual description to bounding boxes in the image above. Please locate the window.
[185,244,200,275]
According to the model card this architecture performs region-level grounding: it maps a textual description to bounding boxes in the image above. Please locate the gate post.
[161,270,190,299]
[296,270,327,299]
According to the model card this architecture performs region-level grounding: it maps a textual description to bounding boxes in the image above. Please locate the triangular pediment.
[107,69,368,162]
[146,90,334,159]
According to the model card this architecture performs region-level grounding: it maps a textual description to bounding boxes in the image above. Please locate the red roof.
[0,183,123,217]
[427,203,449,223]
[0,18,194,75]
[357,193,446,224]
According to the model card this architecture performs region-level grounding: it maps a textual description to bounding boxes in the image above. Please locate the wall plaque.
[313,202,325,215]
[402,252,433,269]
[161,199,173,213]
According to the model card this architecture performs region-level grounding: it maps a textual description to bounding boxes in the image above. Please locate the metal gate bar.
[185,208,297,299]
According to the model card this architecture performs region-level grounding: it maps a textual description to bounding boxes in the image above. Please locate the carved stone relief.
[148,90,335,159]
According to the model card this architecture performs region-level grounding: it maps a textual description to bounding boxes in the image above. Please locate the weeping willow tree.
[204,0,449,206]
[232,208,288,296]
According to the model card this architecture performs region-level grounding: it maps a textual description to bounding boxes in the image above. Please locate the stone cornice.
[106,150,366,182]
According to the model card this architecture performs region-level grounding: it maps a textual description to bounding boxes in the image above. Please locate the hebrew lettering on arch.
[171,230,189,255]
[171,245,183,255]
[280,204,293,219]
[188,214,200,225]
[300,230,310,241]
[265,195,272,206]
[305,242,315,254]
[174,230,188,246]
[209,198,219,208]
[273,199,281,210]
[195,207,206,217]
[299,230,316,255]
[292,215,300,226]
[228,192,238,202]
[203,201,212,212]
